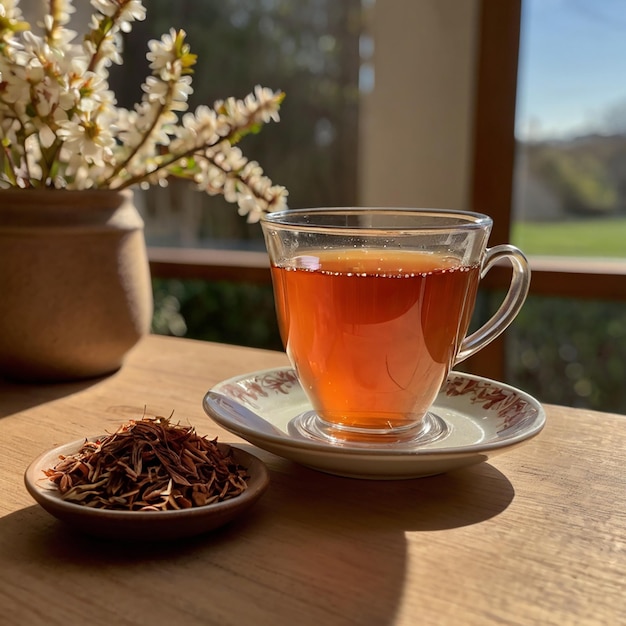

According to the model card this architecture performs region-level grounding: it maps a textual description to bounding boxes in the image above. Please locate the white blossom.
[0,0,287,218]
[0,0,24,24]
[90,0,146,26]
[146,28,178,76]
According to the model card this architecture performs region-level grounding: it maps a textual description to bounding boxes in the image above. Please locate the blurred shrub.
[507,295,626,413]
[152,279,283,351]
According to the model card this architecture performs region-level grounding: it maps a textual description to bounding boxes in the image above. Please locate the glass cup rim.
[261,207,493,233]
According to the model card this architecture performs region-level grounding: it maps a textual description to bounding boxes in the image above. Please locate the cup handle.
[455,244,531,364]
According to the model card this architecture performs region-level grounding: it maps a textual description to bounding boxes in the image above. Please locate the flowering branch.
[0,0,288,221]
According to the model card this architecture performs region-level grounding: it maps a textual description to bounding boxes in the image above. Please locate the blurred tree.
[526,142,618,216]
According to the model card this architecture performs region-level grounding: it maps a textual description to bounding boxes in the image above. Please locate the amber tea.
[272,249,480,430]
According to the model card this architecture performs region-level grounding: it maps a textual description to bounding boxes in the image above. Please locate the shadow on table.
[0,374,112,419]
[246,444,516,532]
[318,462,510,530]
[0,457,515,626]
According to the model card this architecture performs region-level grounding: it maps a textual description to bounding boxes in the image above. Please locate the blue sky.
[516,0,626,139]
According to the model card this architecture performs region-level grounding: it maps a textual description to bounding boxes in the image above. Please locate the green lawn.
[511,218,626,258]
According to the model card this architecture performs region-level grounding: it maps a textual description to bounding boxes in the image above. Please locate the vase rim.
[0,187,142,230]
[0,187,133,195]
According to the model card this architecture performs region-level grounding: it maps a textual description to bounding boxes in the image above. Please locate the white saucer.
[203,368,546,480]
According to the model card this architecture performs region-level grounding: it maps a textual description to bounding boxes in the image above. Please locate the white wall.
[358,0,480,211]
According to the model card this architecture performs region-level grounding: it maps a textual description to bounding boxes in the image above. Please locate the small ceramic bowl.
[24,439,269,541]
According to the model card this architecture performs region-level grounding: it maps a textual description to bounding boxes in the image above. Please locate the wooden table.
[1,335,624,625]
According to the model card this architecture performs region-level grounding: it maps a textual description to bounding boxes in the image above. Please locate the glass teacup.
[261,208,530,446]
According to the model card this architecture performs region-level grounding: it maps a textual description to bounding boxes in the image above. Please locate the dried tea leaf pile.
[44,417,248,511]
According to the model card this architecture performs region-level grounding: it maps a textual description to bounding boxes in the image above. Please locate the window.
[513,0,626,259]
[144,0,626,413]
[507,0,626,411]
[27,1,624,411]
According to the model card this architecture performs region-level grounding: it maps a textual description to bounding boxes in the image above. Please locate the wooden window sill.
[148,246,271,283]
[483,255,626,301]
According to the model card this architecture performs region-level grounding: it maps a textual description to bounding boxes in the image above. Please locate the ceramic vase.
[0,188,153,382]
